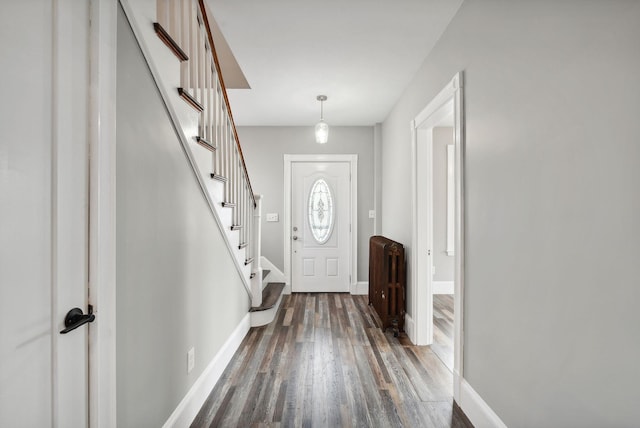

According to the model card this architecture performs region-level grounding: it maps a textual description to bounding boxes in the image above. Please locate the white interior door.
[0,0,90,426]
[291,162,351,292]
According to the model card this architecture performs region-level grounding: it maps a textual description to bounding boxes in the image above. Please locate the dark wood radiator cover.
[369,235,406,336]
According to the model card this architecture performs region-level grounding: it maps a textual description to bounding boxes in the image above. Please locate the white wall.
[116,9,249,426]
[382,1,640,426]
[237,126,375,282]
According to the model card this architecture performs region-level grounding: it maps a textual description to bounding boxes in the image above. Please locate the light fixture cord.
[320,100,324,120]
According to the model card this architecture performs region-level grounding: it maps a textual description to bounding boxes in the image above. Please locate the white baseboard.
[351,281,368,295]
[162,313,251,428]
[404,313,416,344]
[433,281,454,294]
[455,373,508,428]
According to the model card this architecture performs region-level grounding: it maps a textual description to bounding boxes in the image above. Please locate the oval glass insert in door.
[307,178,334,244]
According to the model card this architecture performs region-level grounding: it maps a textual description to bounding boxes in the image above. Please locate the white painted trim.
[433,281,454,295]
[456,374,508,428]
[162,314,251,428]
[414,79,458,127]
[351,281,369,295]
[453,72,466,384]
[410,125,434,346]
[446,144,455,256]
[411,73,465,389]
[405,313,416,344]
[260,256,286,286]
[283,154,358,294]
[88,0,118,426]
[251,195,263,307]
[373,123,383,235]
[283,157,293,294]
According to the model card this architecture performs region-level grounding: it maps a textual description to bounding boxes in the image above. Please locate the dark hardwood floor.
[432,294,454,372]
[193,293,472,427]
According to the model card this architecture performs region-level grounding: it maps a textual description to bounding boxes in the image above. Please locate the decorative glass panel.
[308,178,334,244]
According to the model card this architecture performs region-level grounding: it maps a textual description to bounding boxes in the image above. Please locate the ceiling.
[207,0,463,126]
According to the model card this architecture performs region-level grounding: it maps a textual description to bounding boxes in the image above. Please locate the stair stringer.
[120,0,253,298]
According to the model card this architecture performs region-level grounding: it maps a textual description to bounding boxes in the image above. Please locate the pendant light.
[315,95,329,144]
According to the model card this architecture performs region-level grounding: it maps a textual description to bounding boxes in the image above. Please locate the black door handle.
[60,305,95,334]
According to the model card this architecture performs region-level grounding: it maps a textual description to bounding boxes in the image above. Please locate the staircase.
[121,0,282,325]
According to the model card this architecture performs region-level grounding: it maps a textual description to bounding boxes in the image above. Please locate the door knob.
[292,236,298,240]
[60,306,95,334]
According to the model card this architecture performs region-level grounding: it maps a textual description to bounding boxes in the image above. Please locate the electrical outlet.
[368,210,375,219]
[187,347,195,373]
[266,213,279,222]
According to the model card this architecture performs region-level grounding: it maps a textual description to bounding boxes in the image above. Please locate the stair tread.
[262,270,270,281]
[250,282,285,312]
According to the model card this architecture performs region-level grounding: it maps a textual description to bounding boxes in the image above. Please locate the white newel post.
[251,194,263,307]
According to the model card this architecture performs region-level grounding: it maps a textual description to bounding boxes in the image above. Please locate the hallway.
[193,293,472,427]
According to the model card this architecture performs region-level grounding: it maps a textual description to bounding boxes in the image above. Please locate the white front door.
[0,1,90,426]
[291,161,351,292]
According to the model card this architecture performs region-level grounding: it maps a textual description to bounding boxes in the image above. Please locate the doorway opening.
[411,73,465,397]
[283,154,358,294]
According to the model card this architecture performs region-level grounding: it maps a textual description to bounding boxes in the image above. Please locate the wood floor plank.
[336,337,372,427]
[342,295,368,346]
[314,293,330,329]
[311,327,342,427]
[191,293,473,428]
[376,340,426,426]
[433,293,455,371]
[250,372,277,424]
[206,385,235,428]
[272,380,287,423]
[410,346,455,398]
[361,335,391,390]
[399,346,452,401]
[365,327,393,384]
[352,344,393,428]
[282,307,294,326]
[237,372,266,426]
[295,294,315,343]
[280,342,302,426]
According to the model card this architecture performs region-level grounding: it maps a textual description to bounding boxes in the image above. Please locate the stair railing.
[155,0,260,300]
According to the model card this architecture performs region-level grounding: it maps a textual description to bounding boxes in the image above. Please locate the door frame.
[88,0,118,426]
[283,154,358,294]
[411,72,465,398]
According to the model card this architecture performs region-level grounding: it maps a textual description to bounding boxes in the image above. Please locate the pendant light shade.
[315,120,329,144]
[315,95,329,144]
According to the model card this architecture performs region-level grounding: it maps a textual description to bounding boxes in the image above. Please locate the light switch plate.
[368,210,376,219]
[266,213,279,222]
